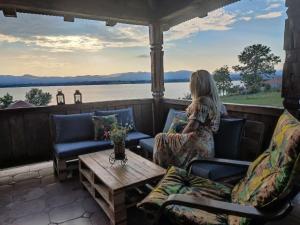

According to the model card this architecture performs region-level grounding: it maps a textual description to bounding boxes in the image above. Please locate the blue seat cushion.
[214,118,245,159]
[125,132,151,146]
[54,140,112,158]
[163,109,186,133]
[95,107,136,131]
[191,162,247,181]
[139,138,154,153]
[53,113,94,143]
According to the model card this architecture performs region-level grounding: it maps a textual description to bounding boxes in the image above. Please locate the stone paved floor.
[0,161,300,225]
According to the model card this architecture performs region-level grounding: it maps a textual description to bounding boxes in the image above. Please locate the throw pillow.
[168,116,188,134]
[95,107,135,132]
[92,115,117,140]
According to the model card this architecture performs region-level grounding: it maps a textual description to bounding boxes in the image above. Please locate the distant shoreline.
[0,79,190,88]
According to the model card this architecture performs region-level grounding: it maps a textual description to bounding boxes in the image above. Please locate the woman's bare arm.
[182,120,199,134]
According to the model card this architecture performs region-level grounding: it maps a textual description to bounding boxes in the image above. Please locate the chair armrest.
[187,158,251,172]
[160,194,291,220]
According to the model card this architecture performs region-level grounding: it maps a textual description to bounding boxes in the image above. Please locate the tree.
[213,65,232,96]
[182,92,192,100]
[0,93,13,108]
[233,44,281,93]
[25,88,52,106]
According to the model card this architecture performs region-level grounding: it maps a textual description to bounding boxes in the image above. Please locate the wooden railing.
[0,97,286,168]
[162,98,284,156]
[0,98,154,168]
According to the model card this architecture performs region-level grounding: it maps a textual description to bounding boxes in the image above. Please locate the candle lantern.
[74,90,82,104]
[56,90,65,105]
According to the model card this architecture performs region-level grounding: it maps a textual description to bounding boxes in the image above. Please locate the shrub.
[25,88,52,106]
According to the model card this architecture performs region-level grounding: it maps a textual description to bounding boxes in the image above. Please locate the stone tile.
[61,217,92,225]
[13,187,46,202]
[0,165,30,178]
[0,184,13,192]
[0,209,15,225]
[13,171,40,182]
[13,212,50,225]
[7,198,46,219]
[0,193,12,208]
[38,167,54,177]
[41,174,58,186]
[12,178,41,195]
[0,175,13,185]
[29,161,53,172]
[44,180,79,196]
[83,197,101,213]
[90,211,109,225]
[49,202,85,224]
[46,192,77,209]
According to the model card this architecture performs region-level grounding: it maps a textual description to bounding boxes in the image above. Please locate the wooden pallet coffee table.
[79,149,165,225]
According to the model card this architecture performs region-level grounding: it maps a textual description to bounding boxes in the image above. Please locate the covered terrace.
[0,0,300,225]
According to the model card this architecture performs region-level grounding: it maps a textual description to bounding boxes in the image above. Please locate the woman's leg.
[153,133,189,168]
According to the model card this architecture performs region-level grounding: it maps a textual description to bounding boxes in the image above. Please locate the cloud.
[0,9,239,52]
[240,17,252,21]
[165,9,237,41]
[266,3,281,10]
[256,11,282,19]
[137,54,149,58]
[0,4,284,53]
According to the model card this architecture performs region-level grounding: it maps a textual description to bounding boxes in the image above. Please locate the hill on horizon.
[0,70,283,88]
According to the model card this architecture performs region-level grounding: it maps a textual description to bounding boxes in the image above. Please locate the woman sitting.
[153,70,226,168]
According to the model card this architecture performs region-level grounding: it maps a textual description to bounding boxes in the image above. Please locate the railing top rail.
[0,98,154,114]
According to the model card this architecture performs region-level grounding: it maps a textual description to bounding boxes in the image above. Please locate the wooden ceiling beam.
[0,0,153,25]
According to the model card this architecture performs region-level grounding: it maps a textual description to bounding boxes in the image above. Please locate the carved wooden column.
[282,0,300,117]
[149,23,165,134]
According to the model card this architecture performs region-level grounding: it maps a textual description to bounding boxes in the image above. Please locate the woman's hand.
[182,120,199,134]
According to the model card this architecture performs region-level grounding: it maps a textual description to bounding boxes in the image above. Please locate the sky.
[0,0,286,76]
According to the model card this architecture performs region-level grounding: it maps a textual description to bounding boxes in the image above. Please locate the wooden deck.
[0,161,299,225]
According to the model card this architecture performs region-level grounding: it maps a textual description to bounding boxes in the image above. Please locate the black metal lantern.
[56,90,65,105]
[74,90,82,104]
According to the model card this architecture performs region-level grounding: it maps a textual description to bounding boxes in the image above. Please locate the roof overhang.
[0,0,239,28]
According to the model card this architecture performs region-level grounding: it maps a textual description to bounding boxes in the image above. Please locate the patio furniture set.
[49,107,300,225]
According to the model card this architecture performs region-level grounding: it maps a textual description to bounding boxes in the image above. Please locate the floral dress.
[153,103,222,169]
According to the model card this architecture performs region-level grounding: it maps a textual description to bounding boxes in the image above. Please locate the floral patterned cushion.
[229,110,300,225]
[138,166,232,225]
[92,115,117,140]
[168,117,188,134]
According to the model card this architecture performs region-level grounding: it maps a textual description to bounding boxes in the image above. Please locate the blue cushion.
[95,107,135,130]
[125,132,151,146]
[214,118,245,159]
[191,163,247,180]
[163,109,187,133]
[53,113,95,143]
[139,138,154,153]
[54,140,112,158]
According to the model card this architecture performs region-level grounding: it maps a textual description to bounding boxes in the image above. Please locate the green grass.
[221,91,283,107]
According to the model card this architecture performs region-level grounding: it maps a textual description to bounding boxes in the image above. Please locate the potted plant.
[110,124,127,160]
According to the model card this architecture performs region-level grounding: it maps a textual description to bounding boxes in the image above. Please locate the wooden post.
[282,0,300,118]
[149,23,165,133]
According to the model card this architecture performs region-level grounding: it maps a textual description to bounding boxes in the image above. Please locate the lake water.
[0,81,241,105]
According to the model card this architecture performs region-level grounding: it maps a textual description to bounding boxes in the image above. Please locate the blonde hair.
[186,70,221,117]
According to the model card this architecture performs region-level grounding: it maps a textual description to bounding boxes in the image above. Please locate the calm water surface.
[0,83,190,105]
[0,81,241,105]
